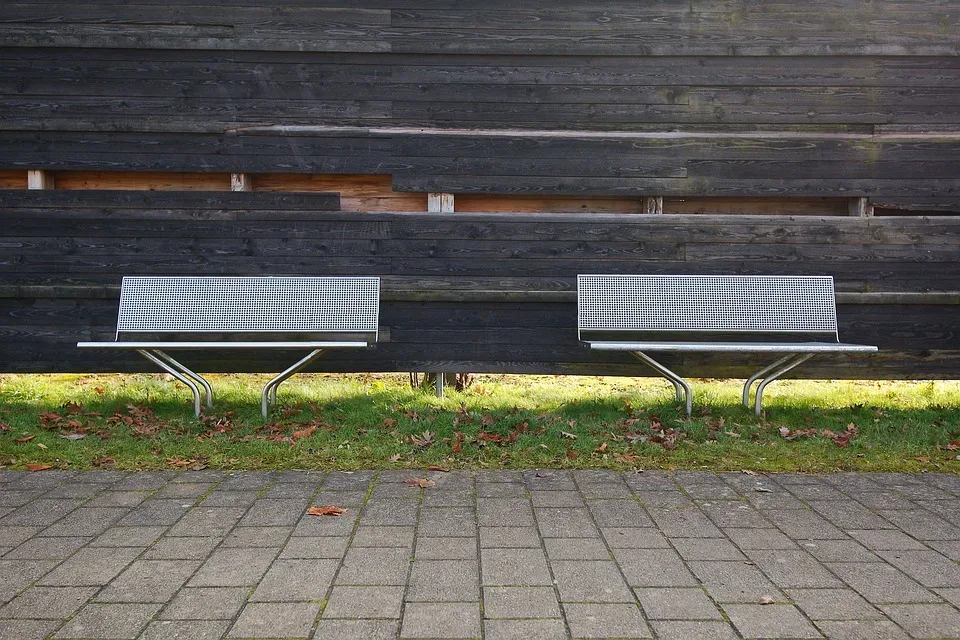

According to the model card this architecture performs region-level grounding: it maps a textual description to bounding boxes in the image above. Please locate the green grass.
[1,373,959,473]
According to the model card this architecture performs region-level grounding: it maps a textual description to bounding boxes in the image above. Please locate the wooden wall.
[0,1,958,210]
[1,191,958,378]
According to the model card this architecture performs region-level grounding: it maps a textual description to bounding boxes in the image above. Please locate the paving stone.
[5,536,90,559]
[317,471,371,491]
[53,602,162,639]
[407,559,479,601]
[313,620,398,640]
[587,500,653,527]
[684,484,743,501]
[814,620,911,640]
[723,527,798,550]
[545,537,611,560]
[764,509,847,539]
[423,491,474,507]
[650,620,739,640]
[119,500,192,527]
[241,499,309,527]
[415,537,477,560]
[113,472,175,491]
[482,586,561,618]
[173,469,228,483]
[800,539,881,563]
[351,525,415,548]
[880,509,960,540]
[483,619,567,640]
[700,502,771,529]
[477,483,527,498]
[139,619,231,640]
[370,483,423,499]
[400,602,481,639]
[552,560,633,602]
[723,603,823,639]
[228,602,320,638]
[222,525,292,548]
[849,491,916,511]
[579,482,633,500]
[807,500,891,529]
[322,585,404,618]
[336,547,410,585]
[426,470,475,491]
[624,471,679,492]
[563,603,652,638]
[785,588,884,620]
[787,484,850,501]
[634,587,723,620]
[481,548,552,586]
[218,471,274,492]
[479,527,540,548]
[600,527,670,549]
[847,529,927,550]
[260,482,318,500]
[153,482,215,499]
[523,470,575,491]
[746,549,843,588]
[200,491,261,508]
[0,491,44,508]
[44,483,109,499]
[159,587,250,620]
[361,500,419,527]
[144,536,222,560]
[251,559,338,601]
[647,508,723,538]
[167,506,246,537]
[292,510,359,536]
[477,499,534,527]
[90,526,167,547]
[936,587,960,607]
[418,507,477,536]
[614,548,698,587]
[672,537,746,561]
[0,619,62,640]
[189,547,279,587]
[97,559,200,602]
[39,547,142,586]
[826,562,939,603]
[310,490,367,507]
[534,508,599,538]
[1,499,84,526]
[688,561,784,602]
[0,586,98,619]
[877,548,960,587]
[530,491,585,508]
[634,490,696,508]
[0,559,60,602]
[478,471,523,484]
[746,491,808,510]
[881,603,960,639]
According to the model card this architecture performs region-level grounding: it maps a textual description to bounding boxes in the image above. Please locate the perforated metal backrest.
[578,274,838,339]
[117,276,380,337]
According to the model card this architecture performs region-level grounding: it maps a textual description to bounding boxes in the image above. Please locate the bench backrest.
[578,274,839,341]
[117,276,380,339]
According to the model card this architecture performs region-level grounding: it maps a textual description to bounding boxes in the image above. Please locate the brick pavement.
[1,469,960,639]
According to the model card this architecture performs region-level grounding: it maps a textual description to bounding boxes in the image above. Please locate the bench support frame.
[261,349,325,419]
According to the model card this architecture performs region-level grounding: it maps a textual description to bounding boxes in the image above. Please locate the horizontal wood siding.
[0,2,957,210]
[1,192,957,377]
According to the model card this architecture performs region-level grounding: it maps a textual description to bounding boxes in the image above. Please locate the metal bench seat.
[578,274,877,416]
[78,276,380,418]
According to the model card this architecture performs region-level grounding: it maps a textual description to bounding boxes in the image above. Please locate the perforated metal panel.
[578,274,838,336]
[117,276,380,334]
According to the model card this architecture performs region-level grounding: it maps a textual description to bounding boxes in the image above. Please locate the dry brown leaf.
[742,470,758,476]
[59,432,87,440]
[382,418,398,428]
[427,465,450,472]
[0,421,9,432]
[481,414,496,427]
[451,431,464,454]
[25,463,52,472]
[92,456,116,467]
[388,453,402,462]
[291,424,317,441]
[559,431,578,440]
[15,435,35,443]
[307,506,347,517]
[759,596,776,605]
[407,478,436,488]
[36,443,48,450]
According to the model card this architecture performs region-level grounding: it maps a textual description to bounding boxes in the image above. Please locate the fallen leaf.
[0,421,8,432]
[915,456,931,463]
[382,418,398,428]
[759,596,776,605]
[566,449,579,459]
[595,442,608,453]
[59,432,87,440]
[291,424,317,441]
[427,465,450,472]
[410,430,435,448]
[92,456,116,467]
[407,478,436,488]
[25,463,52,472]
[755,487,773,493]
[36,443,48,450]
[742,470,758,476]
[559,431,578,440]
[451,431,464,454]
[614,453,639,464]
[481,414,496,427]
[15,435,35,443]
[778,427,791,438]
[388,453,402,462]
[307,506,346,517]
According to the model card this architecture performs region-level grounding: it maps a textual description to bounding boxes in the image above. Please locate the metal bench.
[578,274,877,415]
[78,276,380,418]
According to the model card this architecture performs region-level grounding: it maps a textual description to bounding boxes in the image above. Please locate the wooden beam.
[231,173,252,192]
[428,192,455,213]
[27,170,54,190]
[848,197,873,217]
[642,196,664,214]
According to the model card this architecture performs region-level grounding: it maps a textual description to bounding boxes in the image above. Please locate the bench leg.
[742,355,796,409]
[753,354,815,416]
[261,349,325,419]
[152,350,213,410]
[436,373,444,398]
[137,349,203,418]
[630,351,693,417]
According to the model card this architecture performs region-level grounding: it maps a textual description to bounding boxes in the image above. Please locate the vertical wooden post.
[848,197,872,217]
[642,196,663,214]
[27,170,54,190]
[426,193,455,397]
[231,173,252,192]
